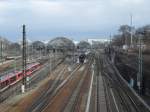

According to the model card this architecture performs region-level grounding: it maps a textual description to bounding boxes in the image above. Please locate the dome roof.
[77,41,91,49]
[48,37,75,49]
[32,41,45,49]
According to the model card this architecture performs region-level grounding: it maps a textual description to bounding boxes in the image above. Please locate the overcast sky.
[0,0,150,42]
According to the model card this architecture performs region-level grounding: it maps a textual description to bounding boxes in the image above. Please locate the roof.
[48,37,75,49]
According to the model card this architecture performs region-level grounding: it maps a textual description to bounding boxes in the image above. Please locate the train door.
[0,80,9,89]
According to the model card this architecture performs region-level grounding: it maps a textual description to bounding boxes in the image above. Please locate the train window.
[0,80,9,89]
[30,68,34,71]
[18,73,22,77]
[26,69,30,73]
[31,67,35,70]
[10,76,16,83]
[31,66,37,71]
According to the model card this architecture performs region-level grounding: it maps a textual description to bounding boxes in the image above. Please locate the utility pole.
[27,42,29,62]
[137,34,143,94]
[45,44,46,56]
[0,40,2,64]
[110,34,112,47]
[32,44,33,60]
[31,43,34,61]
[14,46,17,72]
[130,14,133,48]
[22,24,27,93]
[49,51,51,74]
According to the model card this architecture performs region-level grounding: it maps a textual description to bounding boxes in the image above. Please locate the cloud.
[0,0,150,41]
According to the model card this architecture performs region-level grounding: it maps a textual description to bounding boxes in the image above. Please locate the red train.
[0,62,41,91]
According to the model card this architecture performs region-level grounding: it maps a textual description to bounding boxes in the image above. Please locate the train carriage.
[0,62,41,91]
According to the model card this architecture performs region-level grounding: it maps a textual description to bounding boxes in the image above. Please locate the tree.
[112,24,150,48]
[136,25,150,45]
[77,41,91,50]
[119,25,132,46]
[112,34,123,47]
[0,37,12,56]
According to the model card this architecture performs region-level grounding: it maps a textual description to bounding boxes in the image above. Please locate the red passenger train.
[0,62,41,91]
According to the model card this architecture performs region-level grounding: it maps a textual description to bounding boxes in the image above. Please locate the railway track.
[27,64,68,112]
[40,64,82,112]
[95,55,100,112]
[62,65,89,112]
[115,53,150,94]
[102,53,150,112]
[103,74,121,112]
[0,63,49,103]
[63,57,93,112]
[0,58,63,103]
[85,51,108,112]
[95,52,109,112]
[27,63,82,112]
[38,55,93,112]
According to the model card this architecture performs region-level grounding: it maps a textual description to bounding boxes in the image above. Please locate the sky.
[0,0,150,42]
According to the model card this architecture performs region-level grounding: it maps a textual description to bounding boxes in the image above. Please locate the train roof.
[0,71,20,82]
[26,62,40,69]
[0,62,40,82]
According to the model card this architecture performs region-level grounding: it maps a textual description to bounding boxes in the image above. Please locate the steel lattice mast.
[22,24,27,93]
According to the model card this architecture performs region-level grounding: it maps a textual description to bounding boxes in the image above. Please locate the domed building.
[47,37,75,51]
[47,37,75,57]
[77,41,91,50]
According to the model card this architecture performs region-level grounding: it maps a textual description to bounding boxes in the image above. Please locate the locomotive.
[79,54,86,63]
